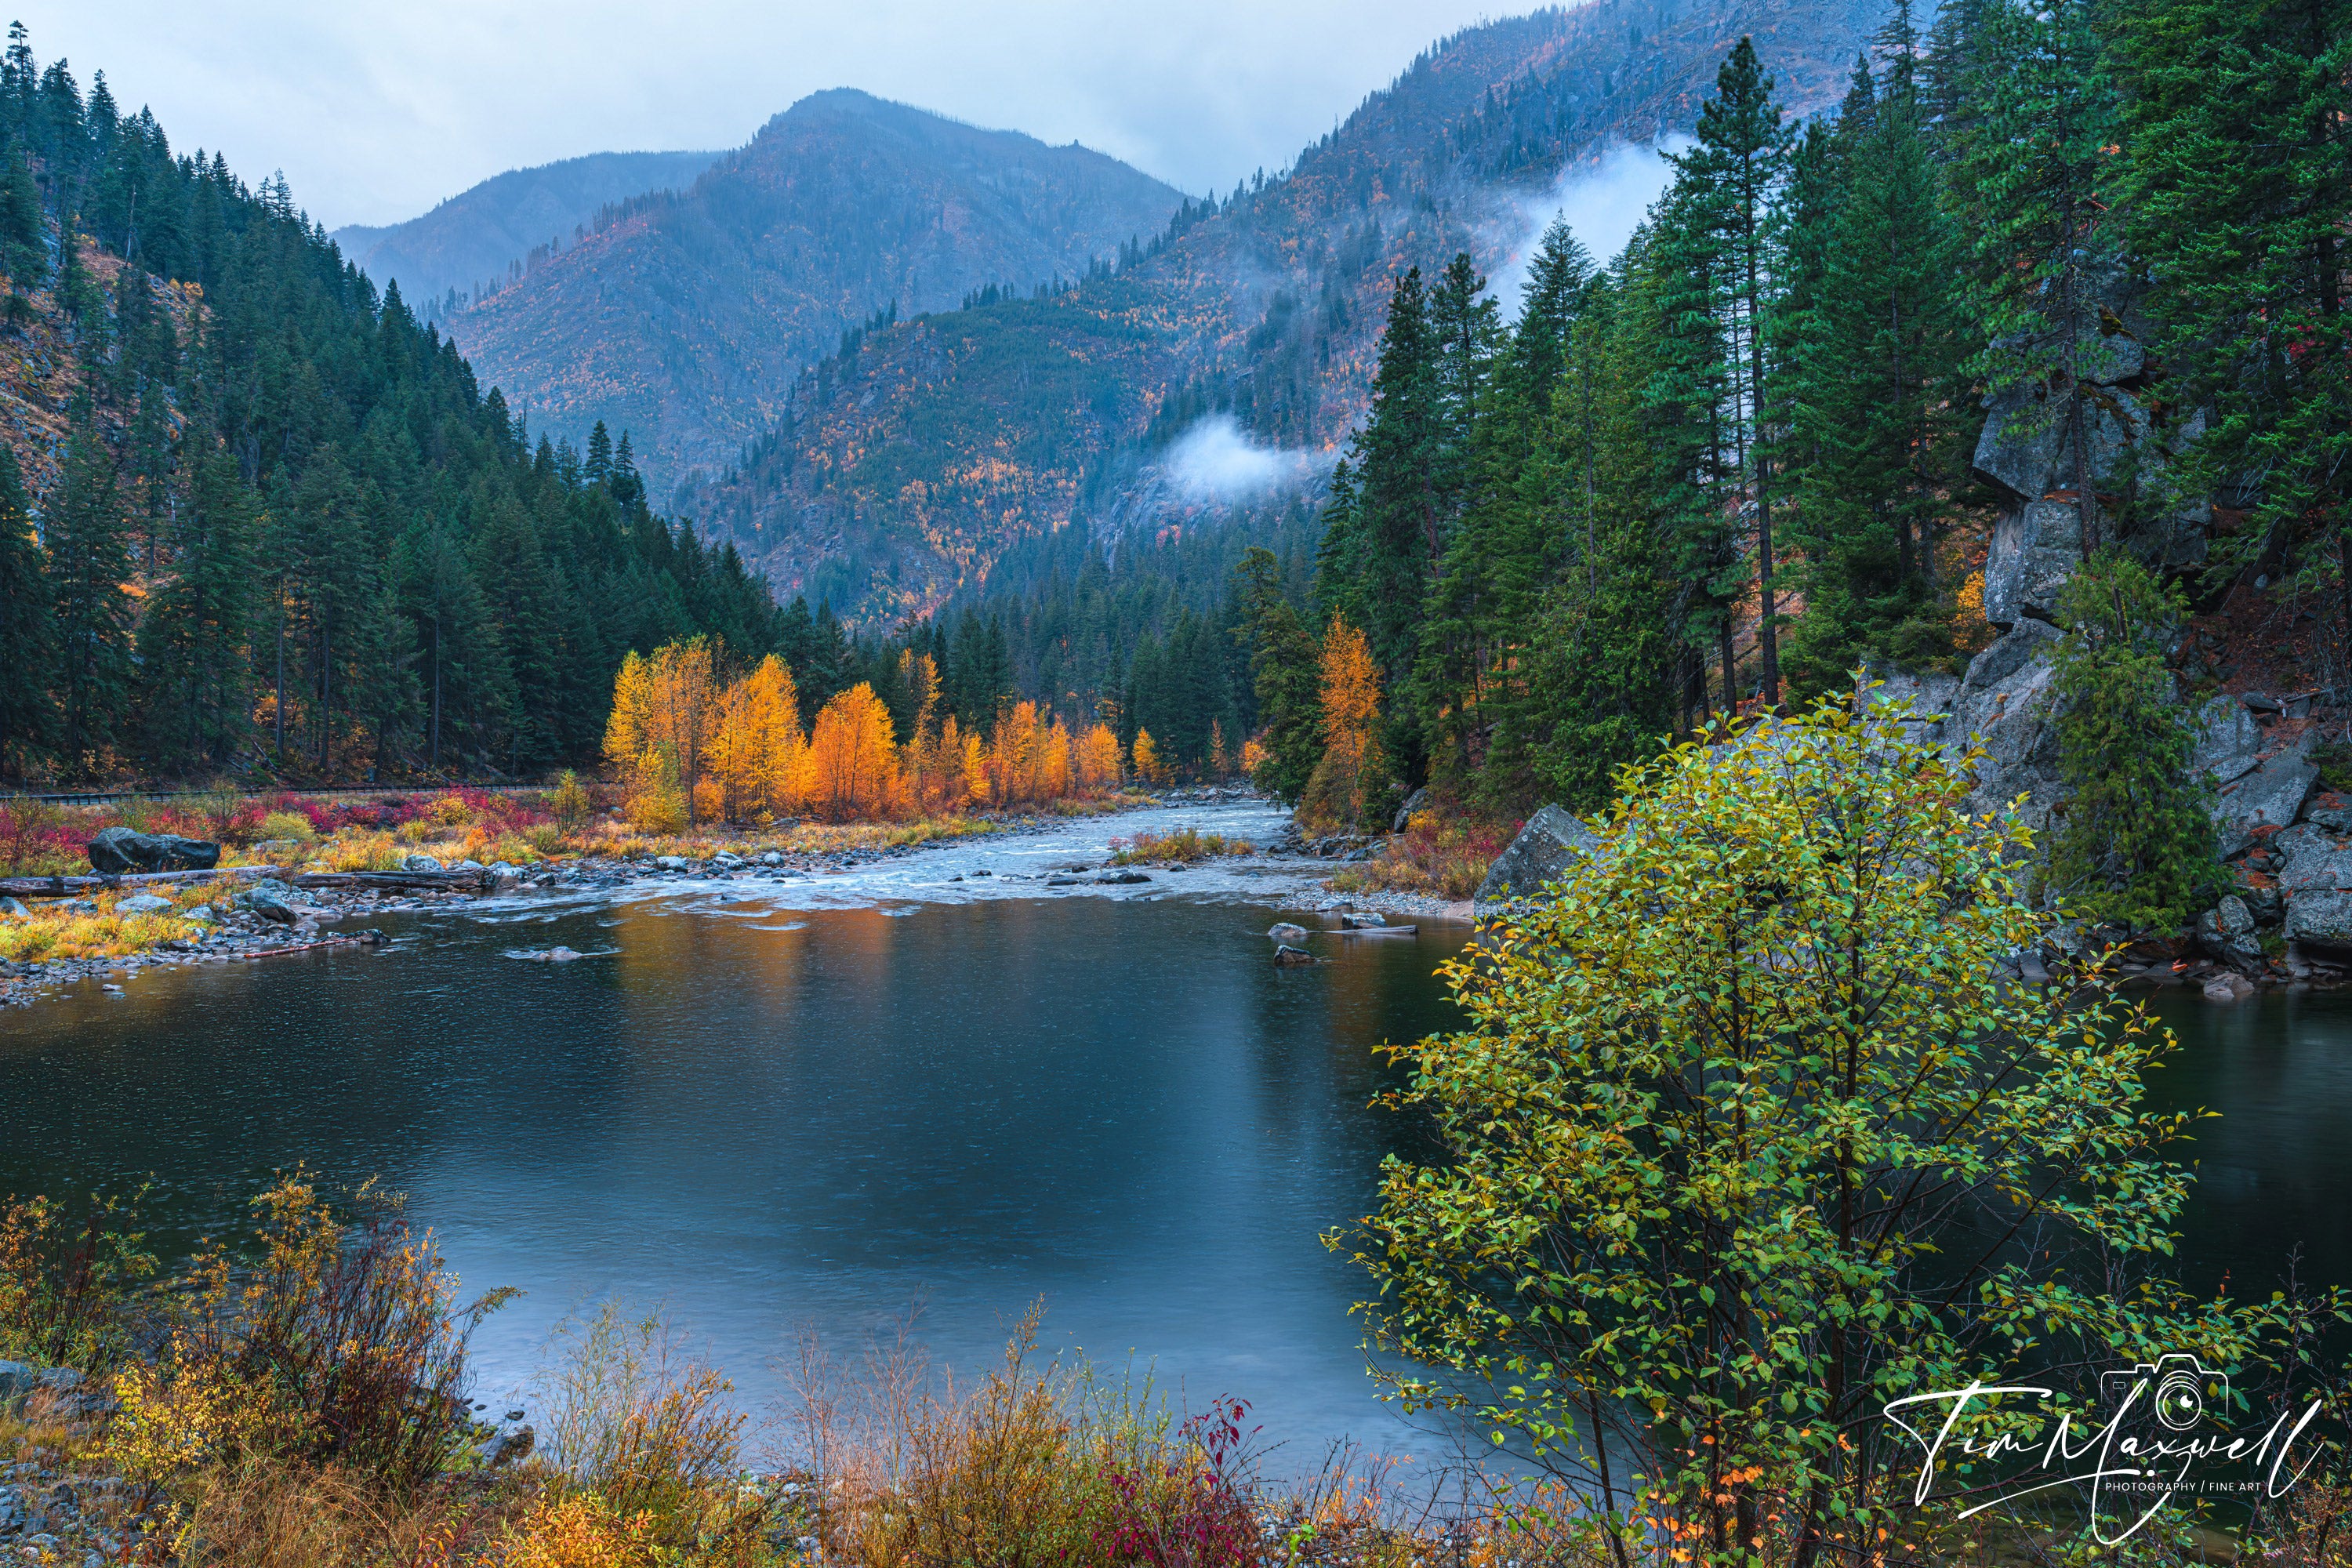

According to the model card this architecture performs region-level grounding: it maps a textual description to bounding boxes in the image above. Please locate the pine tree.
[2104,0,2352,601]
[1953,0,2118,554]
[46,416,136,776]
[138,426,256,770]
[0,442,50,775]
[1232,546,1321,800]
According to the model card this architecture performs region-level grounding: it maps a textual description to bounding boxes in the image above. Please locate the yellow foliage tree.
[605,639,719,827]
[710,655,809,822]
[1131,728,1165,785]
[1076,722,1123,793]
[808,683,901,821]
[1300,615,1385,832]
[1209,719,1229,780]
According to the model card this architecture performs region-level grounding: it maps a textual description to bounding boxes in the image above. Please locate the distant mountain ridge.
[332,148,721,317]
[437,90,1187,485]
[681,0,1890,624]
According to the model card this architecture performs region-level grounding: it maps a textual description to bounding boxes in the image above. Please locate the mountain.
[438,91,1187,487]
[682,0,1889,624]
[331,148,721,316]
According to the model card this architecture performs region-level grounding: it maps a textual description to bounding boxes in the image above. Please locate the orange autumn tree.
[1300,614,1385,832]
[982,701,1073,807]
[606,638,720,828]
[709,654,809,822]
[808,682,902,821]
[1076,722,1123,793]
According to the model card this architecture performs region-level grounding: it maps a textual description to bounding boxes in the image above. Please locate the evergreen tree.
[0,442,50,775]
[46,416,135,775]
[138,426,256,770]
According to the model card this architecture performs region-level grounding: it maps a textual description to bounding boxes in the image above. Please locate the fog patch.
[1163,414,1332,505]
[1487,136,1693,309]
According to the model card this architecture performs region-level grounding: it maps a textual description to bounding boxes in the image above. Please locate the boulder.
[86,827,220,874]
[1340,912,1387,928]
[1392,786,1432,834]
[1094,870,1152,885]
[1266,922,1309,943]
[1272,943,1315,967]
[653,855,688,872]
[1981,500,2084,627]
[1473,804,1602,913]
[0,1360,80,1401]
[2287,889,2352,949]
[114,893,175,916]
[2201,972,2257,1004]
[183,903,216,923]
[401,854,444,873]
[2213,735,2319,859]
[0,896,28,918]
[2301,792,2352,833]
[245,882,300,924]
[2190,695,2265,786]
[2197,895,2265,971]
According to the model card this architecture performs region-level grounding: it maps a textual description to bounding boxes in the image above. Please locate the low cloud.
[1487,135,1693,310]
[1162,415,1332,506]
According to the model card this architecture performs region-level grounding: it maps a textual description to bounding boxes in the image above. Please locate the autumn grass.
[1329,810,1512,902]
[1105,826,1256,865]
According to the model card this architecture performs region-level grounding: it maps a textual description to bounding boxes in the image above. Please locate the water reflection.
[0,843,1467,1457]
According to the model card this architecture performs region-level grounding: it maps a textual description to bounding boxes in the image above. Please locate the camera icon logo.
[2101,1352,2228,1433]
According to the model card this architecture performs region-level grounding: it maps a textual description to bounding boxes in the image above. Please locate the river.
[2,800,2343,1465]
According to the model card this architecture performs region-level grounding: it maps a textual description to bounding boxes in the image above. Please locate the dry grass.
[1330,811,1512,902]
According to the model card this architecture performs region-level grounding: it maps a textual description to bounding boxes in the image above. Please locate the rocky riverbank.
[0,789,1278,1010]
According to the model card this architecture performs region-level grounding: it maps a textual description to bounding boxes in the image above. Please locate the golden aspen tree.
[1076,722,1122,792]
[1131,728,1164,785]
[808,682,901,820]
[1034,714,1073,800]
[957,721,989,807]
[710,655,807,822]
[1301,615,1385,832]
[986,701,1042,805]
[1209,719,1229,779]
[605,638,720,826]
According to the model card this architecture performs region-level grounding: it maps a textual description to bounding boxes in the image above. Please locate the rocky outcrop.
[2198,895,2265,971]
[86,828,219,874]
[1982,501,2085,626]
[1473,804,1602,914]
[2212,732,2318,859]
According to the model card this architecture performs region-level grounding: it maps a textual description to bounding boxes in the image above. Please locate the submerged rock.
[1266,922,1309,943]
[1473,804,1602,913]
[1272,943,1315,967]
[87,827,219,874]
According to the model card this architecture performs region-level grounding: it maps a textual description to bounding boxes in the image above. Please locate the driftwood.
[4,865,485,900]
[292,869,488,891]
[1338,924,1418,936]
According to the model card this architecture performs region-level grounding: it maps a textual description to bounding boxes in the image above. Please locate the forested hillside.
[443,92,1185,487]
[0,28,781,785]
[1250,0,2352,860]
[331,148,720,321]
[682,0,1887,624]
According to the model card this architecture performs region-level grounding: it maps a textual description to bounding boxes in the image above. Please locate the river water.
[2,800,2344,1462]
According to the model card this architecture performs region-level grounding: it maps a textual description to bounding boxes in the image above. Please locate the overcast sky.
[43,2,1526,230]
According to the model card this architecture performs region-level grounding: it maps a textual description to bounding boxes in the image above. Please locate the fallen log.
[2,866,273,898]
[291,869,488,891]
[1337,924,1418,936]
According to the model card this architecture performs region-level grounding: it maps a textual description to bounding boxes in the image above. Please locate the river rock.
[183,903,215,923]
[1272,943,1315,967]
[1267,922,1309,942]
[401,854,444,873]
[114,894,175,916]
[0,896,28,918]
[1473,804,1602,913]
[654,855,688,872]
[86,827,220,874]
[1094,870,1152,884]
[2198,895,2265,971]
[2201,972,2257,1004]
[1340,912,1386,928]
[245,882,299,924]
[509,946,584,963]
[2214,735,2319,859]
